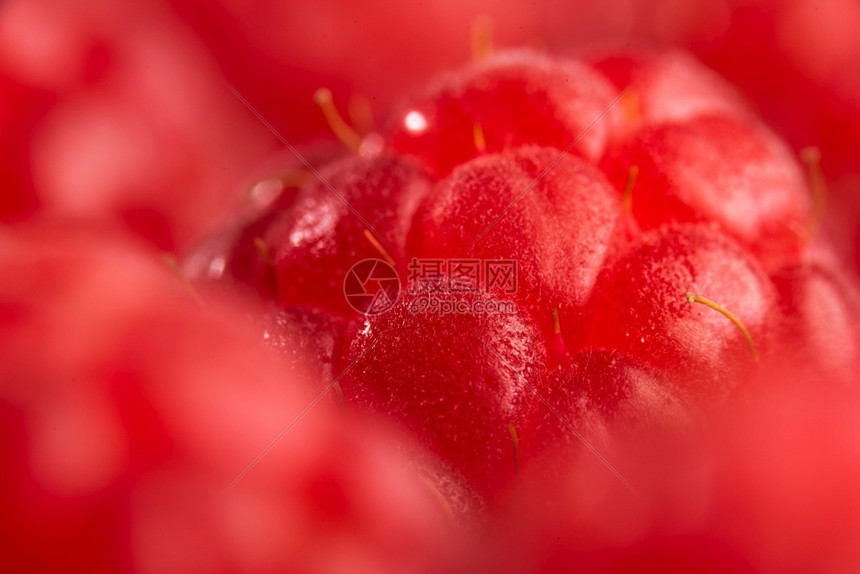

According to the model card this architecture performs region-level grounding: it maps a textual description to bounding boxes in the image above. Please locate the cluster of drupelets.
[190,47,860,507]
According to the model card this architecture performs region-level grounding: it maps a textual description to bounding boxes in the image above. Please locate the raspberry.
[210,39,860,571]
[189,47,851,507]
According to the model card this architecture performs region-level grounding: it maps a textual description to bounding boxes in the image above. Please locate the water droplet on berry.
[404,110,428,133]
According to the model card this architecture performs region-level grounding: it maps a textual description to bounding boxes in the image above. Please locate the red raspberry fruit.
[188,47,838,523]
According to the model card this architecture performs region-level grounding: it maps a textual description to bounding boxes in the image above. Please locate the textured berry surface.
[410,145,620,328]
[585,224,777,400]
[337,291,546,501]
[186,153,432,314]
